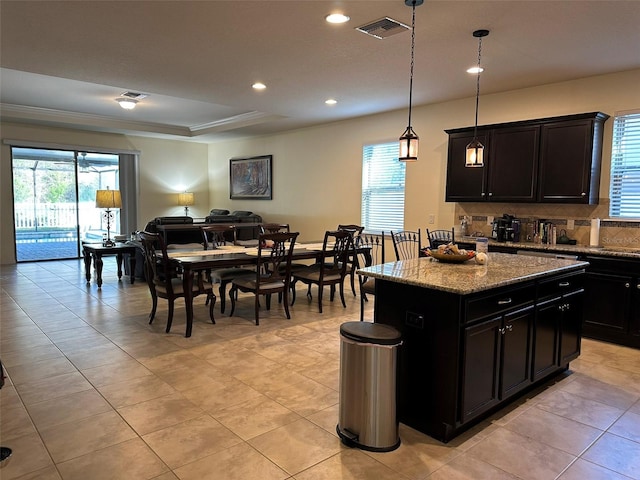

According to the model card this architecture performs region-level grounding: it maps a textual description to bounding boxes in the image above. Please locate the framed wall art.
[229,155,273,200]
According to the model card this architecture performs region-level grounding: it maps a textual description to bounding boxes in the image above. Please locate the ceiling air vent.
[356,17,410,39]
[120,91,148,100]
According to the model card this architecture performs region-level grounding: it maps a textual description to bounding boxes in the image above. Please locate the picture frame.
[229,155,273,200]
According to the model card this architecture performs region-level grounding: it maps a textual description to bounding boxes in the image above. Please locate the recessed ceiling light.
[325,99,337,105]
[252,82,267,90]
[115,97,138,110]
[466,66,484,74]
[326,13,350,24]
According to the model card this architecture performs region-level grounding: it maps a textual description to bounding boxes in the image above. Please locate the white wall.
[2,68,639,263]
[207,69,640,243]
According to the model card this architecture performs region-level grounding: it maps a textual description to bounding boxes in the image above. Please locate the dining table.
[166,242,372,337]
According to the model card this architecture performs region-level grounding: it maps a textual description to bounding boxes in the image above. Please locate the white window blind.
[610,110,640,218]
[361,142,406,232]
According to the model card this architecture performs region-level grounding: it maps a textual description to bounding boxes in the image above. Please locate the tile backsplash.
[455,199,640,247]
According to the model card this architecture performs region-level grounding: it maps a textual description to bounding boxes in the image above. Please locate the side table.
[82,242,137,287]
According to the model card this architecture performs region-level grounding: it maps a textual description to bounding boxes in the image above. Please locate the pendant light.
[399,0,423,162]
[466,29,489,167]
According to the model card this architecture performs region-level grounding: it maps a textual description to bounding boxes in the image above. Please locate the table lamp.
[178,192,195,216]
[95,188,122,247]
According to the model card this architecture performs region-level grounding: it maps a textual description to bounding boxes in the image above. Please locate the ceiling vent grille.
[121,91,147,100]
[356,17,410,39]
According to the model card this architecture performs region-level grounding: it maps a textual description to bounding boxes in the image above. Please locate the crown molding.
[1,103,194,137]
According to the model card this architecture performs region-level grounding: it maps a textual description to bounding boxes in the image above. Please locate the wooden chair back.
[229,231,299,325]
[139,231,174,295]
[260,223,291,234]
[201,224,237,250]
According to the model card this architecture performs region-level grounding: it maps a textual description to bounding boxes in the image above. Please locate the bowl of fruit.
[424,243,476,263]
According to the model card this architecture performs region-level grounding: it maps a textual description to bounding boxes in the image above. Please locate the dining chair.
[260,223,308,282]
[337,224,365,296]
[200,224,255,314]
[390,230,422,260]
[260,223,290,234]
[229,231,299,325]
[427,227,455,249]
[139,231,215,334]
[357,231,386,321]
[291,229,355,313]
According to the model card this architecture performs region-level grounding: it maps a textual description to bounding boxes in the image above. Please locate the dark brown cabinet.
[538,116,607,204]
[445,112,609,204]
[461,305,533,423]
[488,126,539,202]
[534,272,584,380]
[445,130,489,201]
[583,256,640,348]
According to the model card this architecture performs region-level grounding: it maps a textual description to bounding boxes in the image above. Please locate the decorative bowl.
[427,250,476,263]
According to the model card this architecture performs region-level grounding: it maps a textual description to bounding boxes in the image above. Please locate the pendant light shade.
[399,0,423,162]
[465,29,489,168]
[399,126,419,162]
[465,138,484,167]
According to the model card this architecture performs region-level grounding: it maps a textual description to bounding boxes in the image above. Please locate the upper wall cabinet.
[445,112,609,204]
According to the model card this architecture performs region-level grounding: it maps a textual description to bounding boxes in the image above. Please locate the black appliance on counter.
[491,214,521,242]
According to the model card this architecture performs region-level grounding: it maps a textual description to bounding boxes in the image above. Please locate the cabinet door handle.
[488,192,493,197]
[499,327,506,335]
[637,284,640,290]
[564,303,570,311]
[497,298,512,305]
[559,281,570,287]
[625,283,631,288]
[481,192,486,197]
[505,324,513,332]
[558,304,565,312]
[581,192,586,196]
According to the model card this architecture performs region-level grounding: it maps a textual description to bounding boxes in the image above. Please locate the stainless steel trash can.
[336,321,402,452]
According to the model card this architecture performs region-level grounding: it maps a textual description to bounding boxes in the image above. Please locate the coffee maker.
[492,214,521,242]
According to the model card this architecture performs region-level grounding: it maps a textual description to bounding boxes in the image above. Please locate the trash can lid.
[340,322,401,345]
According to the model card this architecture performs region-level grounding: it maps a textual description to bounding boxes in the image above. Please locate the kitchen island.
[358,252,588,442]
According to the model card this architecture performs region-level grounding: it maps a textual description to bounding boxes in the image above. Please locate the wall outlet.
[567,219,575,230]
[428,214,435,224]
[487,215,494,225]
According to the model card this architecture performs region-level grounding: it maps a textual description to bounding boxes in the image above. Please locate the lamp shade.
[178,192,195,206]
[465,140,485,167]
[95,189,122,208]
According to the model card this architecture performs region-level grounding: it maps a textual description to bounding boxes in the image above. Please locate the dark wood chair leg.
[317,285,324,313]
[166,301,174,333]
[218,284,226,313]
[208,293,216,324]
[283,290,291,319]
[149,295,158,324]
[229,286,237,317]
[254,294,260,326]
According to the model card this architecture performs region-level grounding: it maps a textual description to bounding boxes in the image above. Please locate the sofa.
[204,209,263,241]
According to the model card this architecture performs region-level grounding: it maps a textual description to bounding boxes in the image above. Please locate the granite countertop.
[358,253,589,295]
[458,236,640,260]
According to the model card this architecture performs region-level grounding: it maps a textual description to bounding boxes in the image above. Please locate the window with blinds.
[610,110,640,218]
[361,141,406,232]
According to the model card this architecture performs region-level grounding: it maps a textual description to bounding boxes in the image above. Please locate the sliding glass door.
[12,147,120,262]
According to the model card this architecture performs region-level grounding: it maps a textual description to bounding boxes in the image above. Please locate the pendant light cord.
[473,35,483,139]
[407,1,416,128]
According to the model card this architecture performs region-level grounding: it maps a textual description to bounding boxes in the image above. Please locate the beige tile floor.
[1,258,640,480]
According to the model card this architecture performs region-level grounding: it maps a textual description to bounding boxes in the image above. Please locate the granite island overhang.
[357,252,588,442]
